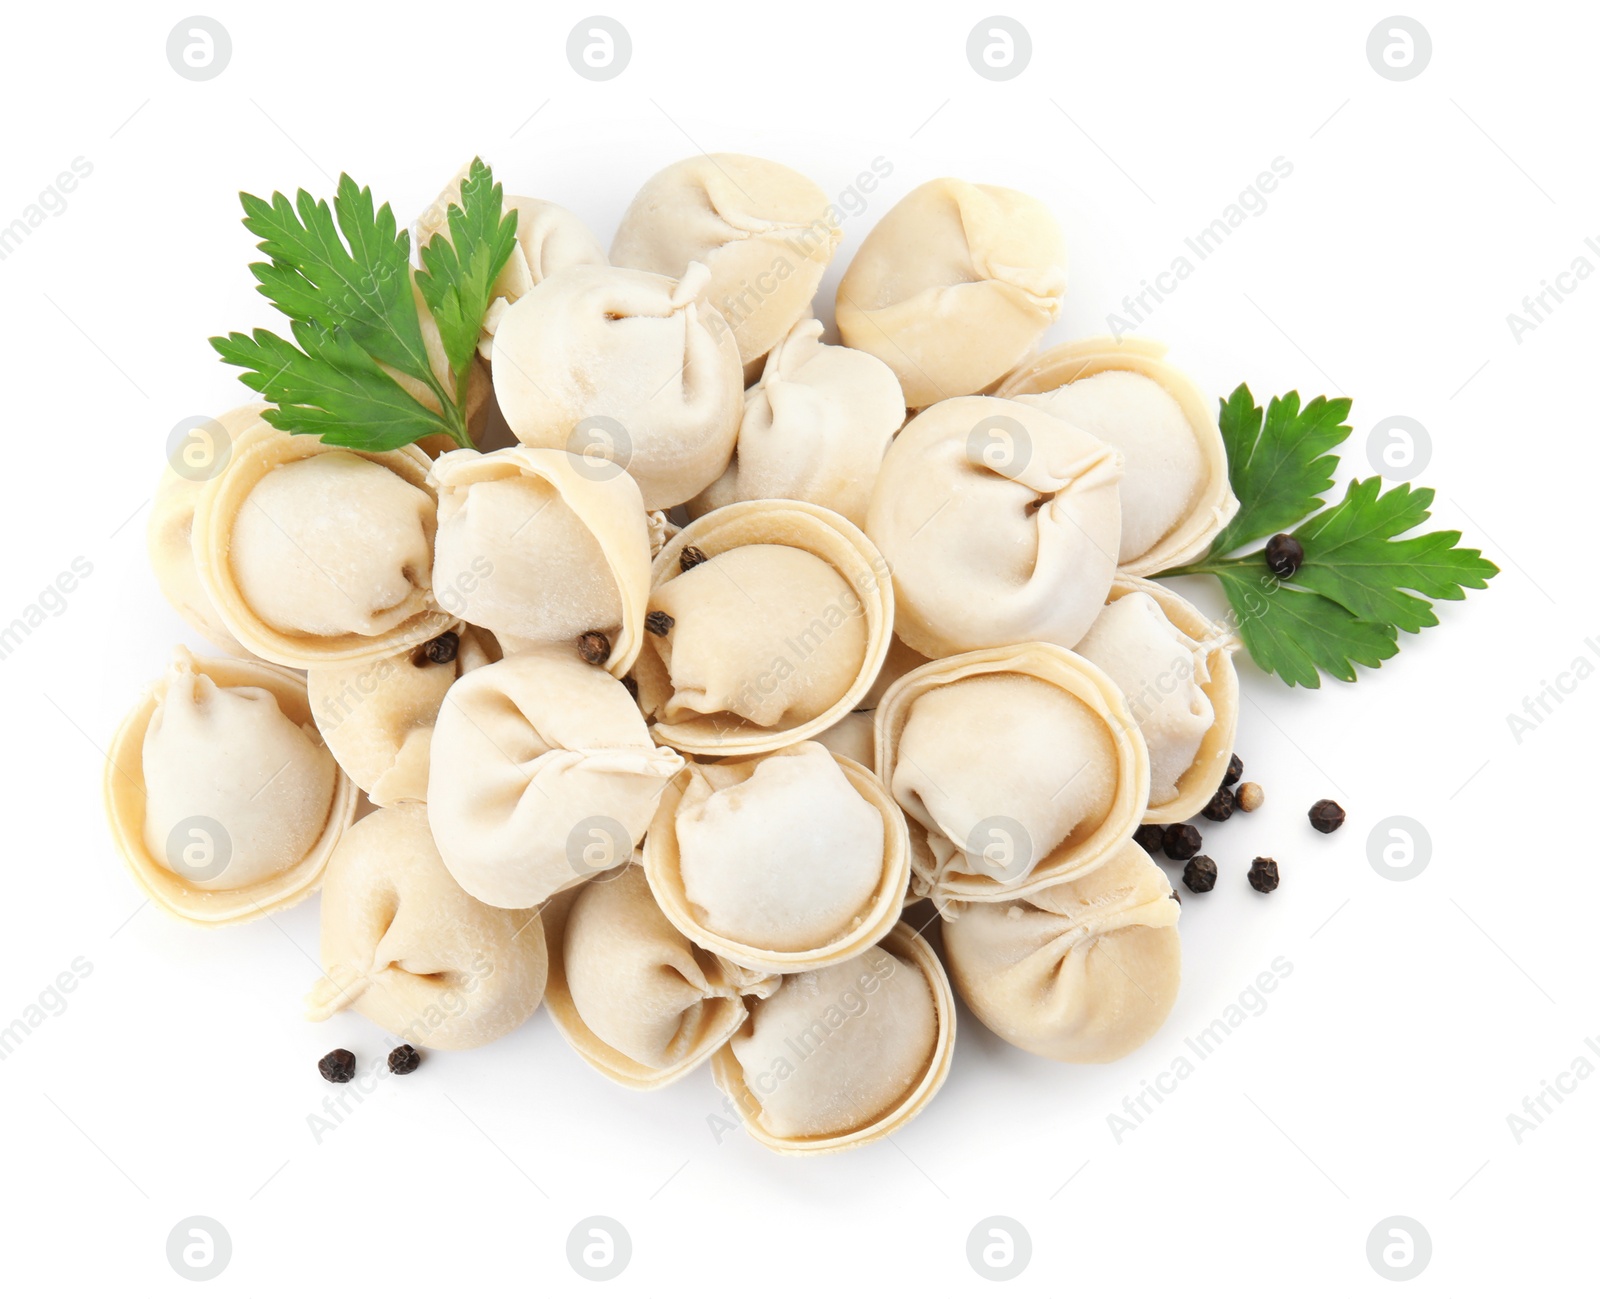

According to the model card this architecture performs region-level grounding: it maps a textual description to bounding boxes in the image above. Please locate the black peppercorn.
[645,610,675,636]
[1308,799,1346,834]
[1248,856,1279,893]
[387,1044,421,1075]
[412,631,460,668]
[1265,534,1304,579]
[1223,753,1243,786]
[319,1049,357,1084]
[1182,855,1217,893]
[621,675,639,701]
[1201,786,1234,822]
[576,631,611,665]
[1162,823,1202,860]
[1134,824,1167,855]
[679,545,709,572]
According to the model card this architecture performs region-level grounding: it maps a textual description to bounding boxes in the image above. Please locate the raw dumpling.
[644,743,909,971]
[428,447,652,675]
[876,643,1149,913]
[711,924,955,1153]
[630,500,894,754]
[307,624,499,807]
[687,318,906,528]
[306,804,548,1050]
[836,178,1066,408]
[147,403,266,656]
[866,396,1121,658]
[1075,577,1240,822]
[490,263,743,509]
[998,337,1238,574]
[193,422,452,667]
[542,863,779,1088]
[103,647,356,925]
[610,153,840,367]
[415,159,608,360]
[941,840,1181,1063]
[427,649,685,909]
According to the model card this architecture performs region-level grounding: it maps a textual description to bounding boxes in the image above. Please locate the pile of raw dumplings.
[106,154,1244,1154]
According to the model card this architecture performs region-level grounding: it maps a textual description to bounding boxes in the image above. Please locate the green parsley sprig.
[210,159,516,451]
[1157,385,1497,687]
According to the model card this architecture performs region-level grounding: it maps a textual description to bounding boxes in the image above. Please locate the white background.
[1,1,1592,1293]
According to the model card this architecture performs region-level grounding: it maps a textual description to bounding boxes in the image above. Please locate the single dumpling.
[543,863,779,1089]
[630,501,894,755]
[836,178,1066,408]
[307,624,499,807]
[687,318,906,528]
[428,447,652,675]
[193,423,453,667]
[415,159,609,360]
[427,649,685,909]
[1074,577,1241,822]
[712,925,955,1152]
[490,263,743,509]
[644,743,908,970]
[610,153,840,367]
[865,396,1121,658]
[875,643,1149,913]
[998,337,1238,574]
[103,647,357,925]
[147,403,267,656]
[306,804,548,1051]
[941,840,1181,1063]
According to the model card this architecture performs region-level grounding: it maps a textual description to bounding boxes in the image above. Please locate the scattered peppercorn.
[1236,782,1264,813]
[1308,799,1346,834]
[1162,823,1202,860]
[412,630,460,668]
[1248,856,1279,893]
[1182,855,1217,893]
[645,610,675,636]
[679,545,709,572]
[1134,824,1167,855]
[387,1044,421,1075]
[1201,786,1234,822]
[318,1049,357,1084]
[576,631,611,665]
[1223,753,1243,786]
[621,675,639,701]
[1265,533,1304,579]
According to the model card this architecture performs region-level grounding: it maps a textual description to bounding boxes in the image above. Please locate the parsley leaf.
[1159,385,1498,688]
[1212,570,1399,688]
[1207,385,1351,558]
[1290,478,1497,634]
[210,162,515,452]
[415,159,518,411]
